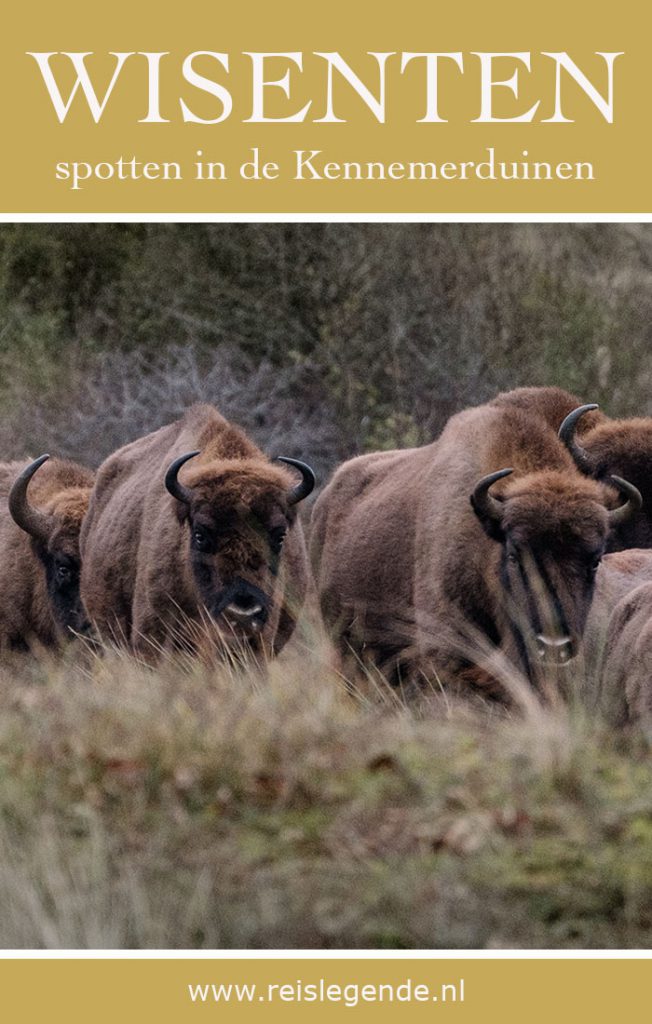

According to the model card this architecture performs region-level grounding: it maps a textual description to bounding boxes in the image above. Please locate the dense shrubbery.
[2,223,652,473]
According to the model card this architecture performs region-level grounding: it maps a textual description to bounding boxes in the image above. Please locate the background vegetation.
[2,223,652,480]
[0,223,650,948]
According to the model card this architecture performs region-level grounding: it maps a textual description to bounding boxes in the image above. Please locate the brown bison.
[490,386,601,433]
[0,455,94,651]
[493,385,652,551]
[584,549,652,725]
[310,396,640,697]
[79,404,315,657]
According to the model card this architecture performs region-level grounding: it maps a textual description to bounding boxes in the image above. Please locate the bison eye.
[192,527,212,552]
[56,564,72,584]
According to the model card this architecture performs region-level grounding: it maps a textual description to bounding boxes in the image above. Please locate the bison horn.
[165,450,200,505]
[8,454,55,545]
[607,475,642,526]
[471,468,514,524]
[558,404,598,474]
[275,457,316,506]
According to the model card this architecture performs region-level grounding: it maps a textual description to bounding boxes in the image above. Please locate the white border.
[1,212,652,222]
[0,950,651,958]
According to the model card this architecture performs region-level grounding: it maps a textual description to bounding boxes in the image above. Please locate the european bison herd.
[3,386,652,723]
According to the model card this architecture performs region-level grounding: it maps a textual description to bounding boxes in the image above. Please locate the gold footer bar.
[0,958,648,1022]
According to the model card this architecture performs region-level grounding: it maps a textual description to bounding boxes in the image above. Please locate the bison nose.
[223,589,269,632]
[535,634,575,665]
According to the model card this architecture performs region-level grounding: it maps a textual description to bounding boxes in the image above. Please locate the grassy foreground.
[0,637,650,949]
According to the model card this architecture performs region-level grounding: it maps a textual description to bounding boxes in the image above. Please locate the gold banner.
[0,0,648,212]
[0,958,649,1021]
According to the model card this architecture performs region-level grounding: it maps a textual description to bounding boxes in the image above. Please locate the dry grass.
[0,631,649,950]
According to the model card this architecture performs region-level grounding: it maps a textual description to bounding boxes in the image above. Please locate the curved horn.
[164,451,200,506]
[8,454,55,545]
[607,475,643,527]
[558,404,598,474]
[471,468,514,525]
[275,457,316,506]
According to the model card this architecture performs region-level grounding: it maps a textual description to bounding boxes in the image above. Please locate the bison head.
[165,450,314,646]
[471,467,641,669]
[560,404,652,549]
[9,455,92,639]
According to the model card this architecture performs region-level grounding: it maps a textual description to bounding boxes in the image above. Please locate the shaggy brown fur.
[80,404,310,657]
[0,458,93,651]
[490,385,606,435]
[564,419,652,549]
[493,386,652,551]
[584,549,652,725]
[311,396,623,698]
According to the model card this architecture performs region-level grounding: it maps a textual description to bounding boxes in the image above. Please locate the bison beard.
[311,394,640,700]
[0,455,93,651]
[79,404,314,658]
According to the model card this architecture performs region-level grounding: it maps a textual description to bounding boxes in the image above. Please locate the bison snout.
[535,633,575,665]
[222,585,269,633]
